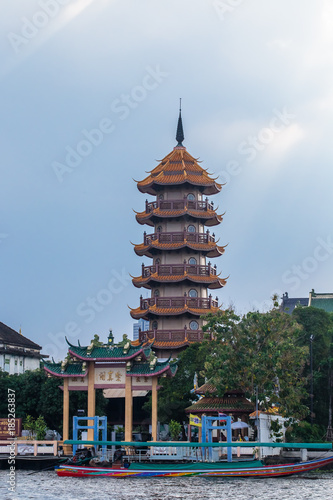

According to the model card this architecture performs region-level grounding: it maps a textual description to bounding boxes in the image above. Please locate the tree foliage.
[202,306,309,419]
[292,306,333,427]
[143,343,207,425]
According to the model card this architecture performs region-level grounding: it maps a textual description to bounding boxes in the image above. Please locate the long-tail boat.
[56,441,333,478]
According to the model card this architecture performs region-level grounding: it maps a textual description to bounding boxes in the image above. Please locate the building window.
[152,321,158,330]
[5,358,10,364]
[155,258,161,265]
[154,289,160,297]
[189,320,199,330]
[187,225,196,233]
[20,360,23,366]
[157,225,162,232]
[158,194,164,200]
[15,360,18,365]
[188,289,198,298]
[188,257,197,265]
[187,193,195,201]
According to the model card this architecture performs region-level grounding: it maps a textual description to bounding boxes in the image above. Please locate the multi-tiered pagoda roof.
[130,110,227,357]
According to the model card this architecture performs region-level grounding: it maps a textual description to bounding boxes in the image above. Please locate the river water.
[1,470,333,500]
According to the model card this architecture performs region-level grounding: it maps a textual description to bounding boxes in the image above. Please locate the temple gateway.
[44,109,226,443]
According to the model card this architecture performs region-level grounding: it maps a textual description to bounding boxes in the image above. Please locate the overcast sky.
[1,0,333,360]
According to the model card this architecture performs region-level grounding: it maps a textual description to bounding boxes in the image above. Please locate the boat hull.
[56,456,333,478]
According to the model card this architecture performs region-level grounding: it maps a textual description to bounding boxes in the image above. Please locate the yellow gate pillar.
[125,375,133,441]
[151,376,158,441]
[63,377,70,454]
[87,361,96,441]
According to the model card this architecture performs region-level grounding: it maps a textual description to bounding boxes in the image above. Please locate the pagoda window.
[187,193,195,201]
[154,289,160,297]
[157,225,162,232]
[152,320,158,330]
[189,320,199,331]
[188,225,196,233]
[188,289,198,298]
[155,258,161,264]
[158,194,164,200]
[188,257,197,265]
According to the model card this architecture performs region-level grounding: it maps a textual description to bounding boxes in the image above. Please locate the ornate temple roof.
[128,358,178,377]
[43,358,177,378]
[130,304,220,320]
[195,381,245,396]
[186,396,254,414]
[66,339,148,362]
[145,339,199,350]
[136,147,222,196]
[44,361,88,378]
[134,239,226,258]
[135,206,223,227]
[132,272,226,290]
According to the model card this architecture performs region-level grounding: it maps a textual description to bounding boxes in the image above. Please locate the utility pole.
[310,335,314,425]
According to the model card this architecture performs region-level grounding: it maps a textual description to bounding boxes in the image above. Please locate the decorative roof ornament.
[176,98,184,147]
[108,329,114,346]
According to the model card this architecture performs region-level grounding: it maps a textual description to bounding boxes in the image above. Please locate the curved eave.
[132,274,227,290]
[130,306,220,320]
[135,210,223,227]
[134,242,226,258]
[152,340,195,350]
[43,363,88,378]
[137,179,221,196]
[68,347,145,362]
[128,363,177,378]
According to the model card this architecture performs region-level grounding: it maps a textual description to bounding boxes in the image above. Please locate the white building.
[0,322,45,374]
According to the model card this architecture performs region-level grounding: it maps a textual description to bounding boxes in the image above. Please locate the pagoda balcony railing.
[139,295,218,309]
[145,198,214,214]
[143,230,215,246]
[139,328,212,343]
[141,263,217,278]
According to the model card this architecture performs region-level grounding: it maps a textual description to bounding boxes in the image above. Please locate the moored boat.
[56,441,333,478]
[56,455,333,478]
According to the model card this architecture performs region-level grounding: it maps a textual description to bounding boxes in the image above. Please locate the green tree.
[169,420,182,440]
[202,306,309,419]
[292,306,333,432]
[143,343,208,426]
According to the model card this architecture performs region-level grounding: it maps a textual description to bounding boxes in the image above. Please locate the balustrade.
[144,198,214,213]
[143,230,215,246]
[141,262,217,278]
[139,295,218,309]
[139,328,211,343]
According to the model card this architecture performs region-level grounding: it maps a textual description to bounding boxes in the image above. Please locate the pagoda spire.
[176,98,184,146]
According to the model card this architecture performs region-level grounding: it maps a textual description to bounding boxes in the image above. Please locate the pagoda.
[130,109,227,358]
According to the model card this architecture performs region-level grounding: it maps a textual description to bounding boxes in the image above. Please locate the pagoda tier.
[133,230,226,258]
[132,263,226,290]
[136,147,222,196]
[130,110,226,357]
[138,328,213,350]
[130,295,220,320]
[135,198,223,227]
